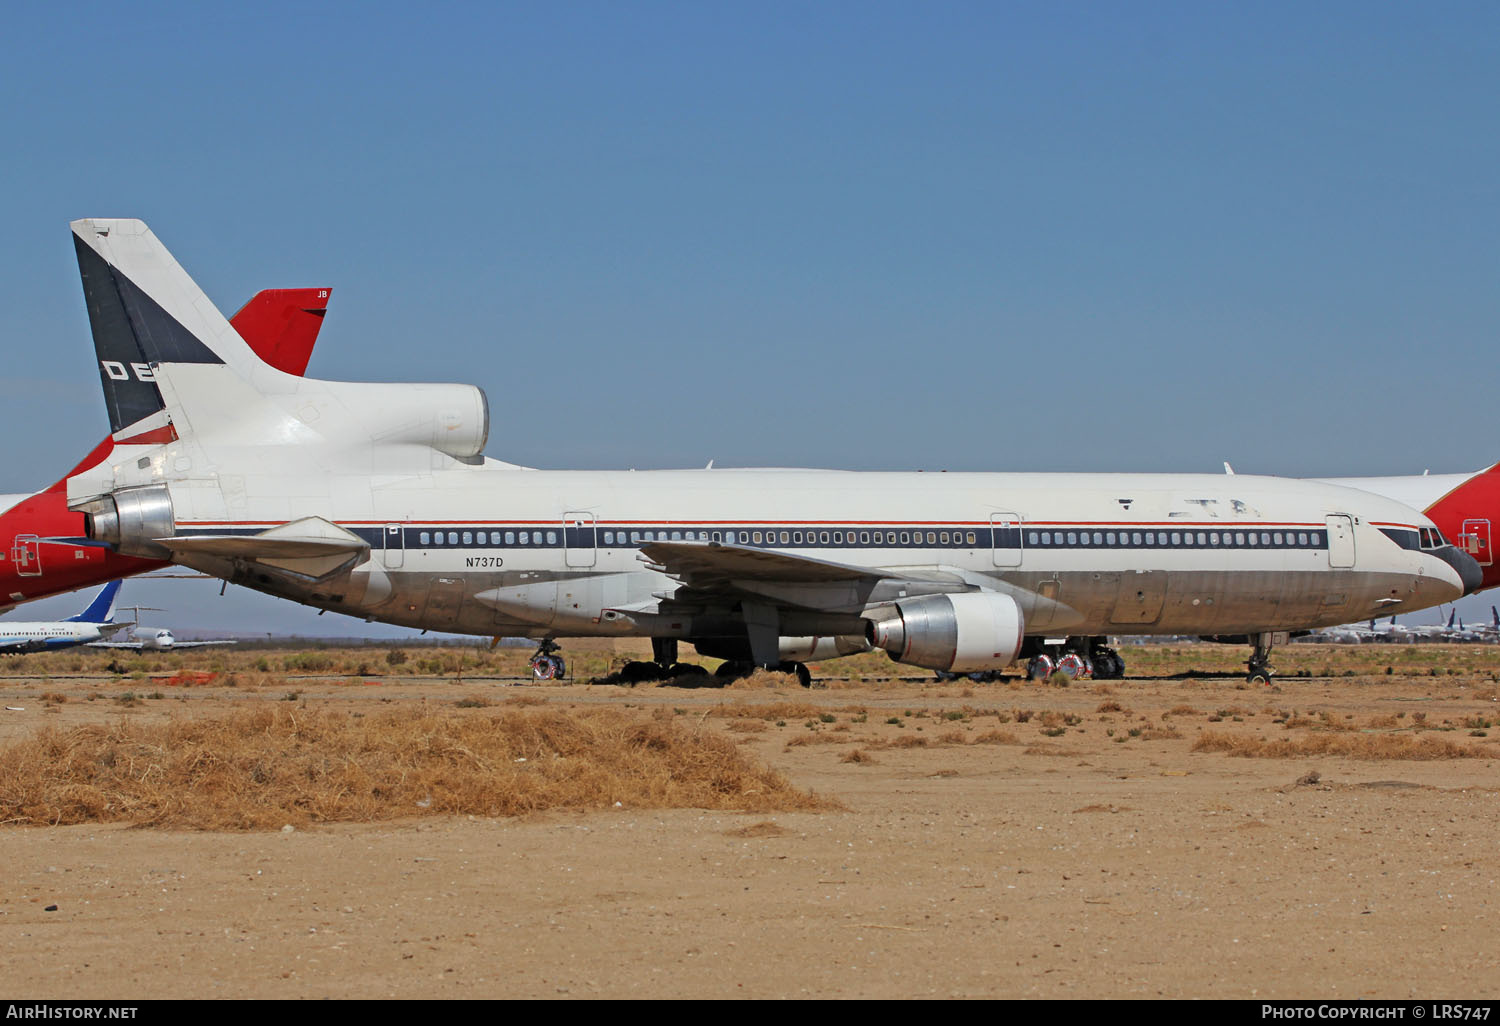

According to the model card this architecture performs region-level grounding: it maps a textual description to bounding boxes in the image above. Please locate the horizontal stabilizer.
[158,517,368,580]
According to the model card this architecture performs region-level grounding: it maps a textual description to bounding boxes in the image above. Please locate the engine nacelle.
[79,484,176,560]
[330,381,490,460]
[778,634,873,662]
[864,591,1025,673]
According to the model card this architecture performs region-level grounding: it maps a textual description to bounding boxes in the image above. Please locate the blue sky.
[3,2,1497,635]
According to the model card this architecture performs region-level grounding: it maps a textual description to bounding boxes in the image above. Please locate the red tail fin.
[227,287,331,376]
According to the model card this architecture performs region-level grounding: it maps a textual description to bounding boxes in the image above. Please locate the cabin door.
[1325,515,1356,569]
[990,513,1022,567]
[564,512,597,568]
[10,535,41,577]
[1460,518,1492,567]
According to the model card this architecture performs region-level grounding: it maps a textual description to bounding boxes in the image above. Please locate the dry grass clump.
[868,735,930,750]
[1192,730,1492,760]
[784,733,849,747]
[725,669,805,689]
[840,748,877,764]
[711,702,822,721]
[0,705,830,829]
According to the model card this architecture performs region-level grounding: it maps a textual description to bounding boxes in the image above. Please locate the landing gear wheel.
[715,660,753,680]
[1248,670,1274,686]
[777,661,812,688]
[667,662,708,678]
[1026,654,1055,681]
[1090,647,1125,680]
[1056,653,1090,680]
[619,660,662,683]
[528,641,566,681]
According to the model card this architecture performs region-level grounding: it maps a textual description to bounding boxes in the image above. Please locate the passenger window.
[725,531,736,544]
[793,531,803,544]
[819,531,830,544]
[1234,533,1245,545]
[884,532,895,544]
[834,532,843,544]
[1029,532,1039,545]
[1272,532,1282,545]
[966,531,976,545]
[1106,532,1115,545]
[519,532,529,545]
[1132,532,1142,546]
[1144,533,1154,546]
[505,531,515,544]
[420,532,430,545]
[669,531,680,541]
[940,531,950,545]
[1041,532,1051,545]
[859,532,870,545]
[1260,532,1270,545]
[462,532,472,545]
[780,531,790,544]
[1247,533,1258,546]
[711,532,721,542]
[899,532,910,545]
[1209,532,1218,545]
[1196,533,1205,545]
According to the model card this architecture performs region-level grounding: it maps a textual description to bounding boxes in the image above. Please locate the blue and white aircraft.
[0,580,130,653]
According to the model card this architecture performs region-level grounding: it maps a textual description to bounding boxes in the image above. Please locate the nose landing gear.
[1247,632,1276,685]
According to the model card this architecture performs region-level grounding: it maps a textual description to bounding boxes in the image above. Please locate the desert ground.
[1,639,1497,1000]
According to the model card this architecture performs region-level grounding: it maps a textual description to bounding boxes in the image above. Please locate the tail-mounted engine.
[864,591,1025,673]
[79,484,175,560]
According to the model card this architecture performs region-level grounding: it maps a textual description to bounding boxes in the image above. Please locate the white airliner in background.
[0,580,131,653]
[87,604,237,651]
[59,219,1481,684]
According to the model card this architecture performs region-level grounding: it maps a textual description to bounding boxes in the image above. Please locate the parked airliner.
[59,219,1481,684]
[0,288,330,613]
[0,580,129,653]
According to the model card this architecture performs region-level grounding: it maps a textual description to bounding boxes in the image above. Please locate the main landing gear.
[528,639,567,681]
[1023,638,1127,682]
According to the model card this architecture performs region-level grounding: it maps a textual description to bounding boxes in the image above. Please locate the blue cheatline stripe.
[369,522,1331,553]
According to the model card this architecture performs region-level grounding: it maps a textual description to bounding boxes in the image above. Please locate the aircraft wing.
[637,540,969,612]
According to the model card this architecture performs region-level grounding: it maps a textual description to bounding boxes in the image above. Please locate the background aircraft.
[0,288,331,614]
[60,219,1481,685]
[0,580,129,653]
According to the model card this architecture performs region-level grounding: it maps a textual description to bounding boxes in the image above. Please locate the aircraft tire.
[778,661,813,688]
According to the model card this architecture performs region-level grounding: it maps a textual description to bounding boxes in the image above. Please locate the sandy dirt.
[2,647,1498,999]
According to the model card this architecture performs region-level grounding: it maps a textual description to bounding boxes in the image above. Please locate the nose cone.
[1434,545,1485,596]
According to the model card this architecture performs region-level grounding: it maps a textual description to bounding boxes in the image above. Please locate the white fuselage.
[144,463,1461,643]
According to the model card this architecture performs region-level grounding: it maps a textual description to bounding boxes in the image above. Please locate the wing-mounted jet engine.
[863,592,1025,672]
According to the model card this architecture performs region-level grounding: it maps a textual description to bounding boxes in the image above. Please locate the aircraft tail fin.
[65,580,121,624]
[71,218,282,440]
[228,288,331,376]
